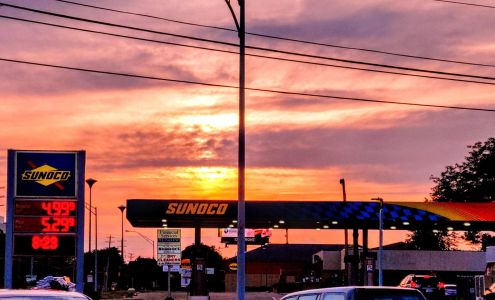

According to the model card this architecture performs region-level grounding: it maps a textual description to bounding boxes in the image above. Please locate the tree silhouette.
[406,137,495,250]
[430,137,495,203]
[182,243,224,292]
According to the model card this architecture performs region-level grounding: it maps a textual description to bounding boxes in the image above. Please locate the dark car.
[280,286,426,300]
[399,274,445,300]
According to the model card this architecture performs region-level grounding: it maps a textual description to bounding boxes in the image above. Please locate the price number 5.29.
[41,217,76,233]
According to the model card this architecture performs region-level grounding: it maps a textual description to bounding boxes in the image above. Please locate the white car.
[0,289,92,299]
[280,286,426,300]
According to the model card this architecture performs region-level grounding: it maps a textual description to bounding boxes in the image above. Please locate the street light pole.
[94,206,98,293]
[224,1,246,299]
[85,179,97,254]
[371,197,384,286]
[125,230,155,259]
[118,205,126,261]
[85,178,97,289]
[340,178,350,285]
[237,1,246,298]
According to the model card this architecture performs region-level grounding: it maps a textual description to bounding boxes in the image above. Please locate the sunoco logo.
[21,164,71,187]
[166,203,228,215]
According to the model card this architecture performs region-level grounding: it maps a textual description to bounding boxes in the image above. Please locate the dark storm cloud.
[78,124,237,171]
[0,53,202,95]
[248,91,377,112]
[246,0,495,67]
[246,109,494,182]
[74,108,493,186]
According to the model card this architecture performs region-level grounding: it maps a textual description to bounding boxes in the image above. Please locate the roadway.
[122,291,284,300]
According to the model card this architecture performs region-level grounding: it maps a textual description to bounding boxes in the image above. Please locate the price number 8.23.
[32,235,58,250]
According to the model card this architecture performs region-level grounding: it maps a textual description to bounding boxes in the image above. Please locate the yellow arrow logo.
[21,164,71,187]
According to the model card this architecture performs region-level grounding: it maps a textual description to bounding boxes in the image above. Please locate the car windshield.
[357,289,424,300]
[413,277,440,287]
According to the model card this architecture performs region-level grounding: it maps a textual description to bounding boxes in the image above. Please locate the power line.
[0,2,238,47]
[3,15,495,87]
[53,0,233,31]
[1,57,494,112]
[431,0,495,9]
[2,2,495,82]
[50,0,495,69]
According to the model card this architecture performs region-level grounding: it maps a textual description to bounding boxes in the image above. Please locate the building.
[225,243,486,291]
[224,244,345,291]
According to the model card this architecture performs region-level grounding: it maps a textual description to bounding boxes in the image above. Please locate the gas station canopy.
[126,199,495,231]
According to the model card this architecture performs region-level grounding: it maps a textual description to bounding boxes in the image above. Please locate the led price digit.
[59,217,76,232]
[41,217,76,232]
[32,235,59,250]
[41,201,76,216]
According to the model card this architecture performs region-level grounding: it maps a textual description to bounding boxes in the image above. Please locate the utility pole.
[103,235,113,292]
[105,235,114,249]
[225,1,246,299]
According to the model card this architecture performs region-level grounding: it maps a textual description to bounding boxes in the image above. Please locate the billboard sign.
[158,245,181,254]
[219,228,271,245]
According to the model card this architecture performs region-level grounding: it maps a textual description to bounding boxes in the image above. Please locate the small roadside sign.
[162,264,180,272]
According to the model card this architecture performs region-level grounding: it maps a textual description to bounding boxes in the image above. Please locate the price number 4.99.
[41,201,76,216]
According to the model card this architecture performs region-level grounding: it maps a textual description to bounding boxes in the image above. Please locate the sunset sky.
[0,0,494,260]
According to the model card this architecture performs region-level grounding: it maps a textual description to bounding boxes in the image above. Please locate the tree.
[84,247,124,291]
[406,137,495,250]
[128,257,162,291]
[181,243,224,292]
[405,229,457,251]
[430,137,495,203]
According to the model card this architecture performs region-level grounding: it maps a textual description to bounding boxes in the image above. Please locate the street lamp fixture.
[371,197,384,286]
[125,230,155,259]
[118,204,126,261]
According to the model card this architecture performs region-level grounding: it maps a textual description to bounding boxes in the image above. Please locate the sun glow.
[179,167,236,198]
[177,114,237,132]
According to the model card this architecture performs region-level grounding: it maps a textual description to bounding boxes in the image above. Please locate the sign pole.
[4,150,15,288]
[167,265,172,300]
[158,229,181,300]
[76,152,86,292]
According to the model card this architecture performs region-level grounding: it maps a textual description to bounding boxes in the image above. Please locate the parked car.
[399,274,445,300]
[280,286,426,300]
[0,289,92,299]
[444,283,456,298]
